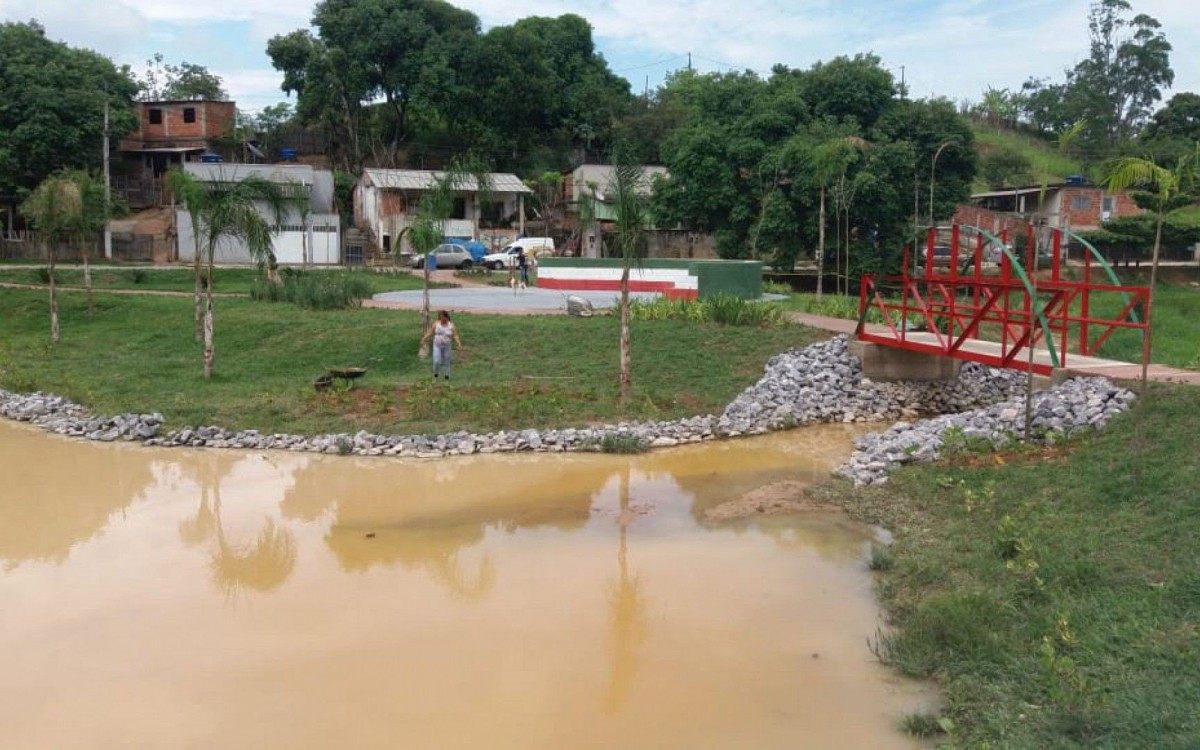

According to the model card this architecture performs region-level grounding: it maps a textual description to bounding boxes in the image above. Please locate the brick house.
[955,183,1143,235]
[117,100,237,192]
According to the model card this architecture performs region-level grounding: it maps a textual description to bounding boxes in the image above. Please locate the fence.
[1,232,153,263]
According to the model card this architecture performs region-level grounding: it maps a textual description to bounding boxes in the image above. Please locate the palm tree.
[166,169,209,342]
[1103,149,1198,390]
[609,157,649,405]
[67,171,109,316]
[189,173,290,379]
[20,174,82,343]
[408,156,493,356]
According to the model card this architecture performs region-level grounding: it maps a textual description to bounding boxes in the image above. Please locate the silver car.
[411,243,475,269]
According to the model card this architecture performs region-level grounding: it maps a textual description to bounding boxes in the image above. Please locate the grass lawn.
[0,288,817,435]
[0,266,436,295]
[814,384,1200,746]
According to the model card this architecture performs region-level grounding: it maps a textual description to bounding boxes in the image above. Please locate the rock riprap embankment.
[836,376,1134,486]
[0,335,1134,483]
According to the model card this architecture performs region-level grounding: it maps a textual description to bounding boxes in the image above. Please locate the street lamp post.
[929,138,960,228]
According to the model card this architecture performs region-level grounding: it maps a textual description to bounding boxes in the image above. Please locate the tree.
[1103,148,1197,389]
[1144,93,1200,141]
[808,137,863,298]
[64,171,109,315]
[0,22,138,201]
[187,174,290,378]
[19,174,82,343]
[654,61,975,280]
[165,169,209,341]
[1073,0,1172,144]
[270,0,479,167]
[137,53,228,101]
[608,153,649,405]
[981,147,1036,188]
[974,87,1021,128]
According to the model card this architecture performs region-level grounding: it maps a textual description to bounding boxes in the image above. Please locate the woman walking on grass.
[421,310,463,380]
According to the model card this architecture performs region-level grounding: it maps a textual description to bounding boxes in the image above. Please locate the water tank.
[200,152,223,163]
[279,148,297,161]
[1065,174,1085,186]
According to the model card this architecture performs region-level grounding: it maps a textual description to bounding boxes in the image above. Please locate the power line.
[611,54,688,73]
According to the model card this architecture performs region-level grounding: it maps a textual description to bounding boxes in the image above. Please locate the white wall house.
[176,163,341,265]
[353,168,532,256]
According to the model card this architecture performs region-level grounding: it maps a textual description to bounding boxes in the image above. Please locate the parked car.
[411,243,475,269]
[444,237,489,262]
[982,243,1055,267]
[482,237,554,269]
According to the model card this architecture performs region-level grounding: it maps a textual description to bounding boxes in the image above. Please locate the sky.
[2,0,1197,113]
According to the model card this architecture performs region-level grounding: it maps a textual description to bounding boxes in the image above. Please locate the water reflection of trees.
[175,454,297,595]
[605,467,646,715]
[0,425,156,569]
[279,455,609,597]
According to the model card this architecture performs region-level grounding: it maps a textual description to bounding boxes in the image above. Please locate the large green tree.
[653,60,974,275]
[1020,0,1172,151]
[0,22,138,203]
[268,2,632,173]
[270,0,477,168]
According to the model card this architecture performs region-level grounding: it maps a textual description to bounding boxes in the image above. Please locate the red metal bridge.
[856,224,1152,376]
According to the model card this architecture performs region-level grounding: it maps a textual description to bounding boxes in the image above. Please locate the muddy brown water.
[0,420,934,748]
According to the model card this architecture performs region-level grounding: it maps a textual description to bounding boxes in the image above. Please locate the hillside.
[971,123,1083,192]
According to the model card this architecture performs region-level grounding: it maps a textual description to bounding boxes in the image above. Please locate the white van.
[482,237,555,269]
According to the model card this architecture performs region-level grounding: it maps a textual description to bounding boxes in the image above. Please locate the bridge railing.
[856,224,1152,375]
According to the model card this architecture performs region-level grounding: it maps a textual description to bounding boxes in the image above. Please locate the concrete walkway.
[369,286,664,315]
[786,310,1200,385]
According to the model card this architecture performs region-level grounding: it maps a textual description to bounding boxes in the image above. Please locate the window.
[1071,195,1091,211]
[1102,197,1116,213]
[148,108,163,125]
[183,107,196,124]
[451,197,467,220]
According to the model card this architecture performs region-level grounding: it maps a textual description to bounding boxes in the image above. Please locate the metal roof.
[364,168,531,194]
[971,184,1070,199]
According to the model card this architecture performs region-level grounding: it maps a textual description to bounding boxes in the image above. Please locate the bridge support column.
[849,340,963,382]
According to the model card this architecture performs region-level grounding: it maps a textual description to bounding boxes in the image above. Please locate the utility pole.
[103,85,113,260]
[687,52,692,71]
[900,65,906,100]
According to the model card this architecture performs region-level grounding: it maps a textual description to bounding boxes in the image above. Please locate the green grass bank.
[0,266,433,296]
[814,385,1200,746]
[0,289,815,435]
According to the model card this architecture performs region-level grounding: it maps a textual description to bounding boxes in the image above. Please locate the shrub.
[35,267,59,284]
[128,269,147,284]
[251,269,371,310]
[762,280,793,295]
[599,433,649,454]
[901,712,948,738]
[868,543,895,571]
[627,294,784,327]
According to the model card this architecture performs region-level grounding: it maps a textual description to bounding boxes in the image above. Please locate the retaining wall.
[537,258,762,299]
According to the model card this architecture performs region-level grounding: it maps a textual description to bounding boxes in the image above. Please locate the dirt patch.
[703,480,841,522]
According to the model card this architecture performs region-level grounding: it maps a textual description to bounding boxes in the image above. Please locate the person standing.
[517,246,529,289]
[421,310,462,380]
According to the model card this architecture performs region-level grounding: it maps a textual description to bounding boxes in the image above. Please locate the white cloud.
[0,0,150,57]
[4,0,1197,111]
